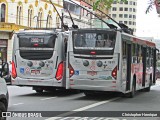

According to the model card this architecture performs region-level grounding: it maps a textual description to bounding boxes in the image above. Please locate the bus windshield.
[73,31,117,50]
[18,34,56,48]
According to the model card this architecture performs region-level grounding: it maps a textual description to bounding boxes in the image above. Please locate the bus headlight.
[83,60,89,67]
[97,61,103,67]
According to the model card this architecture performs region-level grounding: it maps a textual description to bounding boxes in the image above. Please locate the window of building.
[28,7,33,27]
[119,7,123,11]
[112,14,116,18]
[133,8,136,12]
[113,1,117,4]
[133,15,136,19]
[47,14,52,28]
[129,21,132,25]
[129,1,132,5]
[129,14,132,18]
[112,7,117,11]
[119,21,123,23]
[56,15,60,28]
[1,4,6,22]
[129,8,132,12]
[38,9,43,28]
[133,2,136,5]
[124,21,127,24]
[124,1,128,4]
[124,8,128,11]
[16,5,22,25]
[120,1,123,4]
[119,14,123,18]
[124,14,128,18]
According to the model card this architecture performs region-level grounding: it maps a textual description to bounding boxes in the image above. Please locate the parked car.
[0,62,9,120]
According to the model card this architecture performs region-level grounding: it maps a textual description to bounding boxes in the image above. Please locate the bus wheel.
[144,80,151,92]
[35,89,43,93]
[0,102,7,120]
[125,82,136,98]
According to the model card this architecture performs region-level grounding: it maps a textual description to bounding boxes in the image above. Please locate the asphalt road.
[6,80,160,120]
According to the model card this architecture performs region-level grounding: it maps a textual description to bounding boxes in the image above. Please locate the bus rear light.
[90,51,96,55]
[12,61,17,79]
[34,43,39,47]
[55,62,63,81]
[69,64,74,78]
[112,66,117,79]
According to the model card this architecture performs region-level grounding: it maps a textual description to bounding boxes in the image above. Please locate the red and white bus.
[66,29,157,97]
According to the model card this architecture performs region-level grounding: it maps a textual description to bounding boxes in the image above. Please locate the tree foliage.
[93,0,127,10]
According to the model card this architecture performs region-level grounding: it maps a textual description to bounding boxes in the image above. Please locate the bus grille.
[19,50,53,60]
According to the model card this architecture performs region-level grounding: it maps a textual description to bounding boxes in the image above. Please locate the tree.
[145,0,156,13]
[93,0,127,10]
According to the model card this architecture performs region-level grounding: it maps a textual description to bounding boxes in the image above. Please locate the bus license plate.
[31,70,40,75]
[87,71,97,76]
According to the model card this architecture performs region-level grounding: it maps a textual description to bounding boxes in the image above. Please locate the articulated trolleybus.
[66,29,157,97]
[12,29,68,93]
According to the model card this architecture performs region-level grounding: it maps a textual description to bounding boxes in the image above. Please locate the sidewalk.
[156,79,160,85]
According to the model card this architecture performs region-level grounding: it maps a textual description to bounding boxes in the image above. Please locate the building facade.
[0,0,97,62]
[108,0,137,34]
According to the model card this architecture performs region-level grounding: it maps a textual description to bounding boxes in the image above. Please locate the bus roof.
[122,32,156,48]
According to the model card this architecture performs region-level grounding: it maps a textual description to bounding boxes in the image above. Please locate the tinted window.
[73,31,116,50]
[18,34,56,48]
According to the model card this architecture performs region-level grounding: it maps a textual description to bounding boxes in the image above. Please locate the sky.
[136,0,160,39]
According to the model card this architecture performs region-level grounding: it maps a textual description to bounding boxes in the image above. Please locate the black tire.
[144,86,151,92]
[144,80,151,92]
[35,89,43,93]
[0,102,7,120]
[125,82,136,98]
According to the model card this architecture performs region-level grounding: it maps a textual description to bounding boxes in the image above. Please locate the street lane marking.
[40,97,57,101]
[12,103,24,106]
[45,97,120,120]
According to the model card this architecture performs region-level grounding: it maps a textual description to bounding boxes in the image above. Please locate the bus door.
[153,49,157,84]
[126,43,132,91]
[142,46,147,87]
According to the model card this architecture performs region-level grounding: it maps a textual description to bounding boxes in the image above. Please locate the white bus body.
[12,29,68,92]
[66,29,157,97]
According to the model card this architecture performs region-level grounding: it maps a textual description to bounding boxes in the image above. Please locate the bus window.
[18,33,56,60]
[137,45,142,63]
[122,41,126,58]
[132,43,137,63]
[64,38,68,58]
[74,31,116,49]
